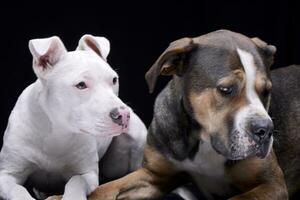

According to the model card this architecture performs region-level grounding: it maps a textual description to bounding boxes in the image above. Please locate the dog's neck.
[148,80,201,161]
[25,80,71,136]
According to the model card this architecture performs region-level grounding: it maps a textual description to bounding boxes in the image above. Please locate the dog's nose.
[109,106,130,127]
[250,119,274,141]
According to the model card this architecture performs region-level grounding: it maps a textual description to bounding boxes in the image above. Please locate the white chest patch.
[171,141,233,197]
[173,142,225,176]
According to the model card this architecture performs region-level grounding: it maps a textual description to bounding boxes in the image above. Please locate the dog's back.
[270,65,300,197]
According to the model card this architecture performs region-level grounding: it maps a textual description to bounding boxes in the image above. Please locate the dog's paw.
[45,195,63,200]
[88,186,118,200]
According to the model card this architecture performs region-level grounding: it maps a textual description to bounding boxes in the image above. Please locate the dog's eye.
[75,81,87,90]
[112,77,118,85]
[217,85,234,96]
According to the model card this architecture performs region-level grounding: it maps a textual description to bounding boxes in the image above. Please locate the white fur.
[0,35,147,200]
[236,48,270,116]
[171,140,231,199]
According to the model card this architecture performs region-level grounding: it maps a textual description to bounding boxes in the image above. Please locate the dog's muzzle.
[109,106,130,128]
[211,117,274,160]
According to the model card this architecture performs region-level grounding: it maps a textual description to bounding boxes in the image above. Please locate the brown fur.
[227,151,287,200]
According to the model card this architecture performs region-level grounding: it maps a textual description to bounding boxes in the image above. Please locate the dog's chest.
[32,133,111,173]
[172,142,233,197]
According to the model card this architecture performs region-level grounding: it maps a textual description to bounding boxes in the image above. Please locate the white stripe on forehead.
[237,48,264,108]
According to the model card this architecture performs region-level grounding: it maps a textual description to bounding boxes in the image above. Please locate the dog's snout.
[250,119,274,140]
[109,107,130,127]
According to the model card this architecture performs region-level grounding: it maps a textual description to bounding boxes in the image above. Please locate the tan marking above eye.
[265,80,272,91]
[233,69,244,80]
[217,76,236,87]
[217,70,243,88]
[255,73,272,94]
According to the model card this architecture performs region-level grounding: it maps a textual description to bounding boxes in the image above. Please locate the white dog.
[0,35,147,200]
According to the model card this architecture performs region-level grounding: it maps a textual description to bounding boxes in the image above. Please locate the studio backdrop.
[0,1,299,147]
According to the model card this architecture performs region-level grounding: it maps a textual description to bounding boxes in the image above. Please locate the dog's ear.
[145,37,194,93]
[77,34,110,61]
[29,36,67,78]
[251,37,276,68]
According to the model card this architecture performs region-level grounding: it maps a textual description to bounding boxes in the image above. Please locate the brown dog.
[87,30,298,200]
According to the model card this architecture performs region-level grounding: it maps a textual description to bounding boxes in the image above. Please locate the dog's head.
[146,30,276,160]
[29,35,130,137]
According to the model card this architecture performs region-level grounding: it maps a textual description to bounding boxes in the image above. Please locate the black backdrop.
[0,1,300,147]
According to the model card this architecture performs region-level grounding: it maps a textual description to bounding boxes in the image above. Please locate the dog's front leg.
[228,183,288,200]
[227,151,288,200]
[0,173,35,200]
[62,171,98,200]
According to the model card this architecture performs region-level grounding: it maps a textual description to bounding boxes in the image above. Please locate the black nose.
[250,119,274,141]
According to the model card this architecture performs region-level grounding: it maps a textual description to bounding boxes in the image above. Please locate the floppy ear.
[77,34,110,61]
[29,36,67,79]
[251,37,276,67]
[145,37,194,93]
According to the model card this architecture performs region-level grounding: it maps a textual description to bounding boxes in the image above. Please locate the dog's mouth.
[254,136,273,159]
[211,130,273,160]
[79,124,128,137]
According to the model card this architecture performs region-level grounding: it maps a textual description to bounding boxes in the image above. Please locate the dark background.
[0,1,300,145]
[0,1,299,199]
